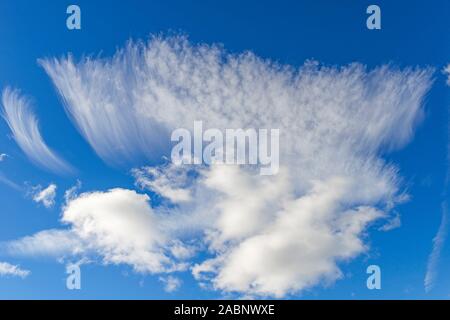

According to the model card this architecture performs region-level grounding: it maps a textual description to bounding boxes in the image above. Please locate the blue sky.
[0,0,449,299]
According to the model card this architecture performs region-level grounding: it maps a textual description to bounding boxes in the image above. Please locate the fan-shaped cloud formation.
[5,36,433,297]
[1,88,74,174]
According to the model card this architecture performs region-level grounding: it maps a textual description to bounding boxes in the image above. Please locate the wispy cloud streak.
[1,87,74,174]
[424,68,450,292]
[0,172,22,191]
[424,67,450,293]
[424,202,449,292]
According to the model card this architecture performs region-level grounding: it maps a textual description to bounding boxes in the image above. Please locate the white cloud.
[193,174,384,297]
[133,164,192,203]
[64,180,82,202]
[7,188,191,273]
[31,183,57,208]
[9,36,433,297]
[61,188,183,273]
[424,202,449,293]
[40,36,432,168]
[0,261,30,278]
[4,229,84,257]
[1,87,74,174]
[0,172,21,191]
[0,152,20,190]
[378,212,401,231]
[159,275,182,292]
[444,64,450,86]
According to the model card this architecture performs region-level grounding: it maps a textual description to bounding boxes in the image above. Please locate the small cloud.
[64,180,82,202]
[379,212,401,231]
[0,153,8,162]
[443,64,450,86]
[0,261,30,278]
[159,276,182,293]
[32,184,57,208]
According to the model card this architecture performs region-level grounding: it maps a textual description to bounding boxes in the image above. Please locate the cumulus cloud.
[6,188,191,273]
[61,188,187,273]
[1,87,74,174]
[31,183,57,208]
[0,261,30,278]
[0,153,20,190]
[7,36,433,297]
[191,172,384,297]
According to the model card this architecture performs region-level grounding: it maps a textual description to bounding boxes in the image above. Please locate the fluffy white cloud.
[7,36,433,297]
[31,183,57,208]
[0,153,7,161]
[61,188,183,273]
[1,88,74,174]
[0,261,30,278]
[7,188,191,273]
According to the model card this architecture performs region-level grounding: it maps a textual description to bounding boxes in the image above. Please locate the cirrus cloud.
[1,88,74,174]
